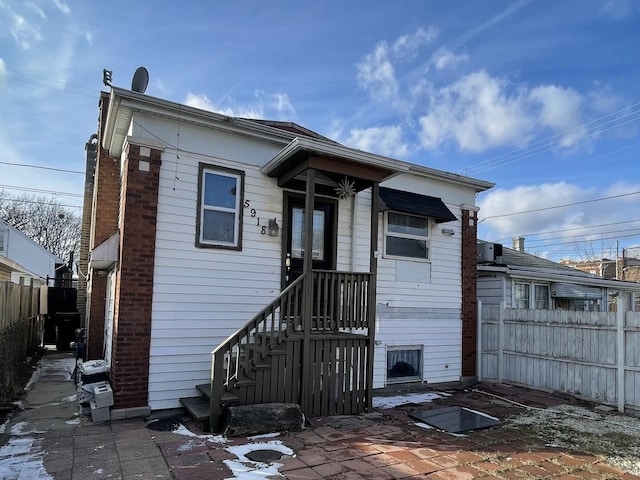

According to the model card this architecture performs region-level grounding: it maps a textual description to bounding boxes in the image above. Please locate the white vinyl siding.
[138,113,478,406]
[147,125,285,409]
[352,182,472,388]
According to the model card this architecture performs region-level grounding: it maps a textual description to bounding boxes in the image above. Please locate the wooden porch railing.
[209,270,373,431]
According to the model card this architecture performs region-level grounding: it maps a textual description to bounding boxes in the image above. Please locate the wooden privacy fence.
[478,299,640,416]
[0,280,43,405]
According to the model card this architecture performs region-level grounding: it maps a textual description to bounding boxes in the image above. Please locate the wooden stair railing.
[203,270,374,432]
[208,273,306,431]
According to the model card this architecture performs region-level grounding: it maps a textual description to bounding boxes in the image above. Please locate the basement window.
[196,164,244,250]
[387,346,422,383]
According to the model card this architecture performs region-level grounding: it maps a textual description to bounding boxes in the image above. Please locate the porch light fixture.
[268,218,280,237]
[441,228,455,236]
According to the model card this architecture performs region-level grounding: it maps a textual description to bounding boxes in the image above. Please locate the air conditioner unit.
[478,243,502,263]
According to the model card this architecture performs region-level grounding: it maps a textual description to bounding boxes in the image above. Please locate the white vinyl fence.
[478,299,640,416]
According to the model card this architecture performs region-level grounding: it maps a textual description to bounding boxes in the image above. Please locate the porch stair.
[179,384,239,432]
[181,271,375,432]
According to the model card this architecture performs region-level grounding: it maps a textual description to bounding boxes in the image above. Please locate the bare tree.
[0,190,81,264]
[573,239,617,262]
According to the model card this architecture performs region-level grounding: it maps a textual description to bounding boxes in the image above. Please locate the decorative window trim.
[195,163,244,250]
[383,211,431,262]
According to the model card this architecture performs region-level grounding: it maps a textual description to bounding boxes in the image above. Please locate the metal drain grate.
[146,416,182,431]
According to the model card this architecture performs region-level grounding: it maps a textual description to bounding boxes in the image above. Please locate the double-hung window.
[196,164,244,250]
[534,284,550,309]
[514,282,530,309]
[384,212,430,260]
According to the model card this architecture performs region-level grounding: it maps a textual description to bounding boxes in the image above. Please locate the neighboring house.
[83,87,493,426]
[0,219,63,285]
[560,250,640,283]
[477,239,640,313]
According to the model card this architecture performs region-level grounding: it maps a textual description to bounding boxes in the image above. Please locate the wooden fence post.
[616,297,625,413]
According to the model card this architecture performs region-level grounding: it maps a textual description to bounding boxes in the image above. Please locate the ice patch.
[373,392,445,409]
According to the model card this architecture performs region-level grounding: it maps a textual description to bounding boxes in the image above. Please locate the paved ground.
[1,351,639,479]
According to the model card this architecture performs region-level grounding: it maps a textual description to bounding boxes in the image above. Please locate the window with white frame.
[534,284,550,309]
[384,212,430,260]
[196,164,244,250]
[0,227,7,255]
[387,346,422,382]
[514,282,530,308]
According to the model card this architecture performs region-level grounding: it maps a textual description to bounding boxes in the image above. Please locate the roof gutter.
[478,264,640,290]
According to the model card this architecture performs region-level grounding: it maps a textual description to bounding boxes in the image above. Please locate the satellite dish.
[131,67,149,94]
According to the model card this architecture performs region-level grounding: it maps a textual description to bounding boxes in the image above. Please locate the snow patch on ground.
[224,441,294,479]
[0,437,52,480]
[171,424,226,443]
[372,392,446,409]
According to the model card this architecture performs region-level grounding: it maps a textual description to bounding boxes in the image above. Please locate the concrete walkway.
[1,351,638,479]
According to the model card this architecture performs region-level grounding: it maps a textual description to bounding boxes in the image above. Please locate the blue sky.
[1,0,639,261]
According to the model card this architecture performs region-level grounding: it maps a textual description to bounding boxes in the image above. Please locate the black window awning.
[379,187,457,223]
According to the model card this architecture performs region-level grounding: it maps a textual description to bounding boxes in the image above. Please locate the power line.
[0,197,82,209]
[4,69,98,98]
[0,185,83,198]
[511,232,640,250]
[464,102,640,175]
[493,219,640,242]
[0,160,84,174]
[479,190,640,222]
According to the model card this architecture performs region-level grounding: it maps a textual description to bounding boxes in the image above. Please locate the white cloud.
[25,2,46,19]
[51,0,70,15]
[431,47,468,70]
[1,2,43,49]
[418,70,534,152]
[416,70,601,154]
[343,125,409,158]
[529,85,585,148]
[478,181,640,259]
[392,27,438,59]
[600,0,639,20]
[356,43,398,101]
[184,92,216,111]
[184,92,264,119]
[357,27,437,103]
[272,93,295,119]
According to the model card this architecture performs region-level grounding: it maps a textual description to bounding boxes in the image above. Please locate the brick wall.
[461,208,478,378]
[86,93,121,359]
[110,144,161,409]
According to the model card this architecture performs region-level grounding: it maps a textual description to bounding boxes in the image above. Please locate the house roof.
[102,87,494,194]
[478,240,640,291]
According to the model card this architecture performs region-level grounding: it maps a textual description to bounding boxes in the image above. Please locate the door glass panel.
[291,207,325,260]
